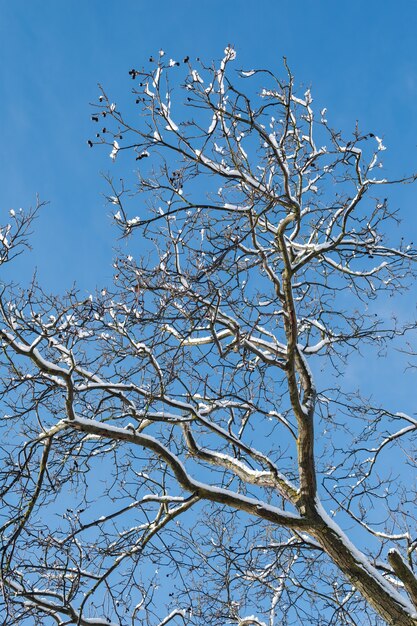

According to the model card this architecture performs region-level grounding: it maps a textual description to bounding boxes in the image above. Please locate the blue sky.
[1,0,417,294]
[1,5,417,621]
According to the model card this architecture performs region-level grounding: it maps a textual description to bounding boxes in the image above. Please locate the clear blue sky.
[1,5,417,618]
[1,1,416,295]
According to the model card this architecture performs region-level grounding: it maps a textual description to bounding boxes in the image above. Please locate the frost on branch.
[1,50,417,626]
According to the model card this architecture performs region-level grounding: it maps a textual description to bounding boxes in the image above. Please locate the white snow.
[109,141,119,161]
[375,135,387,151]
[208,113,218,134]
[191,69,203,84]
[152,67,162,89]
[223,46,236,61]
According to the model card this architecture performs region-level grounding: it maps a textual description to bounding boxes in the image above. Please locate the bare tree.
[1,47,417,626]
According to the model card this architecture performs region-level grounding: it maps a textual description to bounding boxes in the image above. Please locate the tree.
[1,47,417,626]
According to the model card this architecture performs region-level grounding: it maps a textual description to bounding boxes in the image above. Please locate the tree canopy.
[1,48,417,626]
